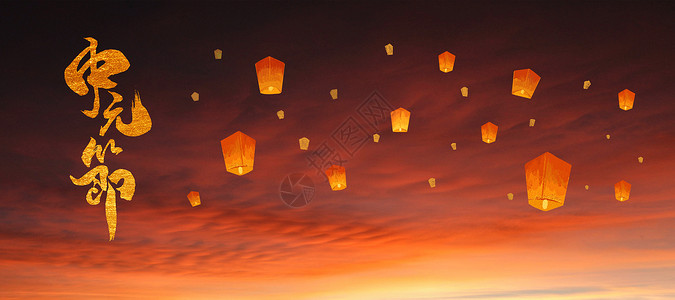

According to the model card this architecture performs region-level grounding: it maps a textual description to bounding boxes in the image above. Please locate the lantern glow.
[299,137,310,150]
[451,142,457,150]
[529,119,536,127]
[385,43,393,55]
[187,191,201,207]
[525,152,572,211]
[461,86,468,97]
[507,193,514,200]
[438,51,455,73]
[277,110,284,120]
[330,89,338,100]
[618,89,635,111]
[255,56,285,94]
[391,108,411,132]
[583,80,591,89]
[214,49,222,60]
[615,180,631,202]
[512,69,541,99]
[191,92,199,102]
[373,133,380,143]
[428,178,436,188]
[220,131,255,176]
[325,165,346,191]
[481,122,498,143]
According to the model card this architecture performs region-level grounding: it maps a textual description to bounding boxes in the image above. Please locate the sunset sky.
[1,1,675,299]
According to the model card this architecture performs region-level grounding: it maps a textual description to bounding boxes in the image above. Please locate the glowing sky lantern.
[525,152,572,211]
[187,191,201,207]
[615,180,631,202]
[585,185,589,190]
[507,193,514,200]
[583,80,591,90]
[618,89,635,111]
[277,110,284,120]
[606,134,611,140]
[391,107,411,132]
[373,133,380,143]
[220,131,255,176]
[325,165,346,191]
[255,56,285,94]
[638,156,644,163]
[191,92,199,102]
[299,137,310,150]
[214,49,222,60]
[461,86,468,97]
[330,89,338,100]
[438,51,455,73]
[385,43,393,55]
[428,178,436,188]
[529,118,536,127]
[512,68,541,99]
[481,122,498,143]
[451,142,457,150]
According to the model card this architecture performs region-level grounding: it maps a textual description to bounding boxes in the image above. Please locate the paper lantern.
[325,165,346,191]
[529,119,536,127]
[638,156,643,163]
[585,185,589,190]
[606,134,611,140]
[191,92,199,101]
[391,107,410,132]
[618,89,635,111]
[220,131,255,176]
[583,80,591,90]
[299,137,310,150]
[373,133,380,143]
[187,191,201,207]
[330,89,338,100]
[481,122,498,143]
[460,86,468,97]
[277,110,284,120]
[214,49,222,60]
[385,43,393,55]
[525,152,572,211]
[255,56,285,94]
[438,51,455,73]
[512,69,541,99]
[615,180,631,202]
[507,193,514,200]
[428,178,436,188]
[451,142,457,150]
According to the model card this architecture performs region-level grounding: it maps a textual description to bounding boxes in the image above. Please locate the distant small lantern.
[481,122,498,143]
[460,86,469,97]
[585,185,589,190]
[220,131,256,176]
[385,43,393,55]
[507,193,514,200]
[391,107,411,132]
[428,178,436,188]
[615,180,631,202]
[277,110,284,120]
[451,142,457,150]
[255,56,285,95]
[330,89,338,100]
[214,49,222,60]
[325,165,346,191]
[618,89,635,111]
[583,80,591,90]
[529,119,536,127]
[638,156,644,163]
[373,133,380,143]
[299,137,310,150]
[525,152,572,211]
[438,51,455,73]
[187,191,201,207]
[606,134,611,140]
[191,92,199,102]
[512,69,541,99]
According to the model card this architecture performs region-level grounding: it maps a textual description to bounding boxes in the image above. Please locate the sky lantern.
[583,80,591,89]
[428,178,436,188]
[191,92,199,101]
[451,142,457,150]
[507,193,514,200]
[638,156,644,163]
[214,49,222,60]
[615,180,631,201]
[512,68,541,99]
[481,122,498,143]
[525,152,572,211]
[385,43,393,55]
[299,137,310,150]
[255,56,284,94]
[187,191,201,207]
[330,89,338,100]
[277,110,284,120]
[438,51,455,73]
[606,134,611,140]
[373,133,380,143]
[585,185,589,190]
[391,108,410,132]
[461,86,468,97]
[220,131,255,176]
[618,89,635,111]
[325,165,346,191]
[529,118,536,127]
